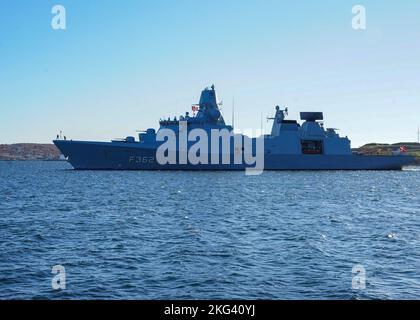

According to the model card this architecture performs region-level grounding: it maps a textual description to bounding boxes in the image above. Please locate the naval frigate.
[53,85,415,170]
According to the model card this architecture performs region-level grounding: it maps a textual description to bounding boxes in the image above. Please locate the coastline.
[0,143,61,161]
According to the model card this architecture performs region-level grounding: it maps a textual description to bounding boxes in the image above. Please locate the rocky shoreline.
[0,144,62,161]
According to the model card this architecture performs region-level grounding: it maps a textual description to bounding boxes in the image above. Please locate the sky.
[0,0,419,147]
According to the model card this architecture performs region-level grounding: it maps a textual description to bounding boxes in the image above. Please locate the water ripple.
[0,161,419,299]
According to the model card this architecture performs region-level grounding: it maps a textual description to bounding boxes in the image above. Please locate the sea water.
[0,161,419,299]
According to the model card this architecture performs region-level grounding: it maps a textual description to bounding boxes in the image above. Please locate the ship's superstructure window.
[301,140,323,155]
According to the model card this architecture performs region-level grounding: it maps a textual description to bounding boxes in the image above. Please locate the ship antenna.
[232,97,235,129]
[417,125,419,143]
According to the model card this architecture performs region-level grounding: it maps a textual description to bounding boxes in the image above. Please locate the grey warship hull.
[54,140,414,171]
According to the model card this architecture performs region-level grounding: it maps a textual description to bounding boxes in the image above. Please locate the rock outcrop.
[0,144,62,160]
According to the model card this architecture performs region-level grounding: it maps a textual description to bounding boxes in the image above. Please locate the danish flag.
[192,105,199,115]
[399,145,408,153]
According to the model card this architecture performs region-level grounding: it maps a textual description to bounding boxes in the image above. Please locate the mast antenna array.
[232,97,235,129]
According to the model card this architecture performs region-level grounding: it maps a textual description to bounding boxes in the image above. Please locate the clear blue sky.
[0,0,419,147]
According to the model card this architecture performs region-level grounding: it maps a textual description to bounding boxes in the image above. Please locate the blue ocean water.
[0,161,419,300]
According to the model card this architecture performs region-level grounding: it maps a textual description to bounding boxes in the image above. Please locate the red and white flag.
[191,105,199,115]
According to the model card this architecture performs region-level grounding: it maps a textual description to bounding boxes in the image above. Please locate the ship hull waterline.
[54,140,415,171]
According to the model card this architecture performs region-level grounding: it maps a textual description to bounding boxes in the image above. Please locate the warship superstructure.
[54,85,415,170]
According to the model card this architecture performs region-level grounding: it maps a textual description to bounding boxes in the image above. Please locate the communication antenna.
[417,125,419,143]
[232,97,235,129]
